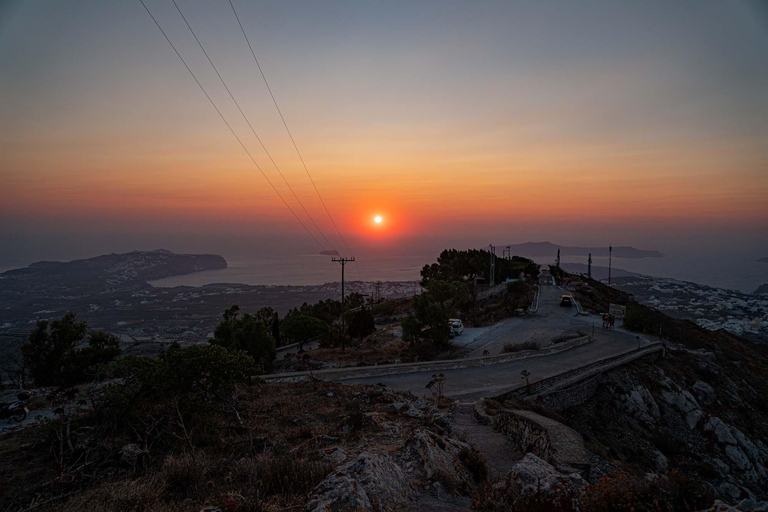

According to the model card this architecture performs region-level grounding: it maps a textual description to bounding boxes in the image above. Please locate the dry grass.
[3,381,437,512]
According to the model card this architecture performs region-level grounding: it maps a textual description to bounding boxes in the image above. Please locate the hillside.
[508,241,663,259]
[0,249,226,294]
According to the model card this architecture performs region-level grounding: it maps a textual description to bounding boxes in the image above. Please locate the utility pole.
[332,257,355,347]
[587,253,592,279]
[375,281,382,303]
[488,245,496,285]
[608,245,612,286]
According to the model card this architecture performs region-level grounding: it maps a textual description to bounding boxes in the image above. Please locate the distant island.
[505,241,663,259]
[755,284,768,295]
[319,250,340,256]
[758,257,768,263]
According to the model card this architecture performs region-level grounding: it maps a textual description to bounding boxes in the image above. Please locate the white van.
[449,318,464,336]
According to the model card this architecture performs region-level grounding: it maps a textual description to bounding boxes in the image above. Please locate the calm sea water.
[146,251,768,294]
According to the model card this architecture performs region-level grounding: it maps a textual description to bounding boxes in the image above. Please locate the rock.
[675,390,701,413]
[686,410,703,429]
[308,452,415,512]
[321,447,347,466]
[702,499,738,511]
[432,481,446,500]
[712,458,730,477]
[731,428,760,462]
[489,454,586,510]
[409,428,472,488]
[692,380,716,406]
[120,443,147,467]
[622,386,660,425]
[704,417,737,445]
[654,451,669,472]
[718,482,743,501]
[725,445,752,471]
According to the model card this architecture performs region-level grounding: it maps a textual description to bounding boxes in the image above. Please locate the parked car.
[449,318,464,336]
[559,295,573,307]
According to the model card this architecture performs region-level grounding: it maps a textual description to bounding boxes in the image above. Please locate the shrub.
[502,341,540,353]
[581,469,714,512]
[210,305,276,371]
[61,331,121,385]
[346,308,376,339]
[22,314,121,386]
[371,301,395,318]
[281,314,328,351]
[102,344,259,451]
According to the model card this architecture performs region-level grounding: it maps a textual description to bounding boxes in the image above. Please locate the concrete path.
[453,402,522,479]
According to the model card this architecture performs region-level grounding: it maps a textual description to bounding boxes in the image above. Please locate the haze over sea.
[2,232,766,293]
[148,251,768,294]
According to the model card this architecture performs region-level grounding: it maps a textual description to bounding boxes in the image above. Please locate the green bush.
[210,305,276,371]
[346,308,376,339]
[22,313,121,386]
[281,314,328,350]
[371,301,395,318]
[102,344,259,451]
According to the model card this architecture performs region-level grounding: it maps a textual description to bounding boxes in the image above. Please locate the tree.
[61,331,121,385]
[346,308,376,339]
[400,280,467,347]
[210,305,276,372]
[281,314,327,351]
[22,313,87,386]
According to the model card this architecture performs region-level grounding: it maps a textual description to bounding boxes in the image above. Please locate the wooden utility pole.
[332,257,355,307]
[332,257,355,348]
[588,253,592,279]
[608,245,612,286]
[488,245,496,285]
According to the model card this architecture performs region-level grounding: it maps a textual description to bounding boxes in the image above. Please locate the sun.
[374,215,383,224]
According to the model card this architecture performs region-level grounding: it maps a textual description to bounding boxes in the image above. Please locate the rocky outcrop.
[700,498,768,511]
[620,385,660,426]
[408,428,473,488]
[308,453,415,512]
[482,454,585,511]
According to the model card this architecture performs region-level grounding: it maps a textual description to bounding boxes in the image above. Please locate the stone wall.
[493,410,554,464]
[538,374,600,411]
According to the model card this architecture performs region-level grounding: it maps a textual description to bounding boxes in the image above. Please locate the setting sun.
[374,215,382,224]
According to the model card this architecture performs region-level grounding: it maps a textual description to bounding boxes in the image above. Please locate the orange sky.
[1,0,767,255]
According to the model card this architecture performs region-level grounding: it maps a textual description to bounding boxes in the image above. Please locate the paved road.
[457,285,582,357]
[342,285,648,401]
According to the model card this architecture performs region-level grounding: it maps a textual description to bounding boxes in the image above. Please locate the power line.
[170,0,336,253]
[138,0,326,251]
[228,0,364,279]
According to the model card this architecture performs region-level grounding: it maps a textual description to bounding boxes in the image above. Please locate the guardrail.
[264,335,594,383]
[492,341,664,400]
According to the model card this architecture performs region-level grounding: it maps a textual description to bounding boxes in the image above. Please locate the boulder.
[725,445,752,471]
[409,428,472,488]
[704,417,737,445]
[489,454,586,511]
[731,428,760,462]
[308,452,415,512]
[686,410,704,429]
[622,386,660,425]
[712,458,730,477]
[693,380,716,406]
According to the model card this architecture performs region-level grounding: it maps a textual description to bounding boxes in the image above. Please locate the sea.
[145,250,768,295]
[1,245,766,295]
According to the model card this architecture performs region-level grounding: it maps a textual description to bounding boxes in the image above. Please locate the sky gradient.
[1,0,768,262]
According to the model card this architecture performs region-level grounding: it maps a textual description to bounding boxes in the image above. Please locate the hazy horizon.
[2,0,768,283]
